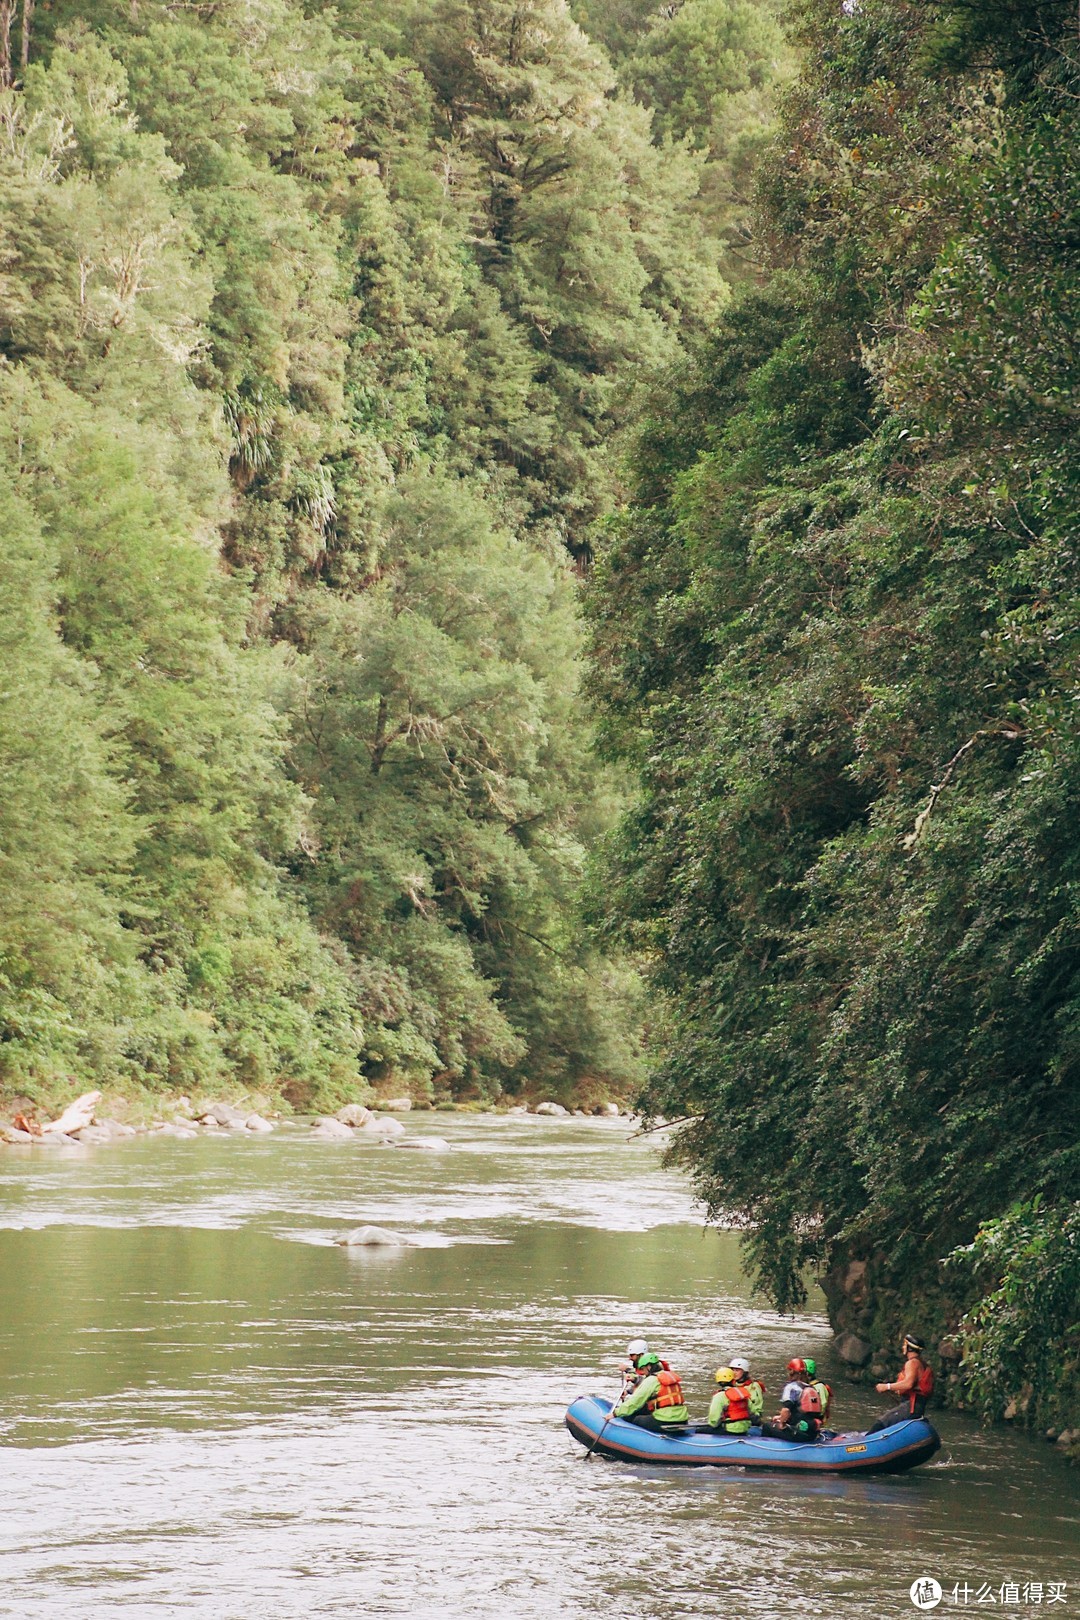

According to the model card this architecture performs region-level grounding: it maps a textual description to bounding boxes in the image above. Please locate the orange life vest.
[719,1382,751,1425]
[910,1358,934,1413]
[646,1369,685,1412]
[799,1385,823,1416]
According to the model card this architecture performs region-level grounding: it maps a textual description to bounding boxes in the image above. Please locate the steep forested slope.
[0,1,787,1108]
[588,0,1080,1430]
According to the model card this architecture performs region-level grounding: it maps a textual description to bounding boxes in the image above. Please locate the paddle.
[582,1368,634,1461]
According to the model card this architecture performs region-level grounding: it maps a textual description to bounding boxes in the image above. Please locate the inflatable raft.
[565,1396,940,1474]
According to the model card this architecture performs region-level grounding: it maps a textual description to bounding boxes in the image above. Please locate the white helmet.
[729,1357,750,1374]
[626,1338,649,1358]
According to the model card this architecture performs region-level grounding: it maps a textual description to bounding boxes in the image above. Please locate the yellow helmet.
[715,1366,735,1385]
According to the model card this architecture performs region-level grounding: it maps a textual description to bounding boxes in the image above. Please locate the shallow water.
[0,1114,1077,1618]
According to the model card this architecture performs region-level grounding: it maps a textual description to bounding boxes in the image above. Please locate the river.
[0,1113,1077,1618]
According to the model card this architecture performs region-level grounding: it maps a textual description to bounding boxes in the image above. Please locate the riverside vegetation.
[586,0,1080,1445]
[2,0,1077,1448]
[0,0,784,1114]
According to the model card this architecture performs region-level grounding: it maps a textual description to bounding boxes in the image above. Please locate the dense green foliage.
[0,0,786,1109]
[587,0,1080,1405]
[948,1200,1080,1433]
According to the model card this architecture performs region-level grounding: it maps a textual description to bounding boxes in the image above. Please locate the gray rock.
[34,1132,81,1147]
[393,1137,451,1152]
[202,1102,248,1128]
[155,1123,198,1140]
[97,1119,136,1138]
[507,1105,528,1115]
[1,1127,36,1145]
[336,1225,413,1247]
[358,1115,406,1138]
[1055,1428,1076,1448]
[573,1108,587,1117]
[335,1104,372,1128]
[72,1125,116,1144]
[602,1103,620,1117]
[245,1114,274,1133]
[379,1096,413,1111]
[835,1333,873,1367]
[1045,1427,1060,1443]
[841,1259,868,1295]
[534,1101,567,1117]
[310,1117,353,1140]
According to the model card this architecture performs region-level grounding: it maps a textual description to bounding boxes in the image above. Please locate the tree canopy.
[1,0,790,1108]
[586,0,1080,1422]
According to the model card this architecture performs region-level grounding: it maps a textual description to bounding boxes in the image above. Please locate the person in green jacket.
[803,1357,833,1424]
[728,1356,765,1422]
[707,1368,753,1434]
[613,1351,689,1430]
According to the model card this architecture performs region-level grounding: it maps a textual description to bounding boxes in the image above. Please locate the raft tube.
[566,1396,940,1474]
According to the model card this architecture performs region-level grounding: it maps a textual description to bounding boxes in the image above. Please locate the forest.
[1,0,1078,1429]
[587,0,1080,1433]
[0,0,784,1111]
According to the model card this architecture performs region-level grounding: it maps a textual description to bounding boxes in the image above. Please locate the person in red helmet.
[759,1359,822,1443]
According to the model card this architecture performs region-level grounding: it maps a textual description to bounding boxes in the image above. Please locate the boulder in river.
[72,1124,115,1144]
[34,1132,82,1147]
[1,1126,36,1145]
[393,1137,450,1152]
[245,1114,274,1133]
[379,1097,412,1111]
[834,1333,873,1367]
[335,1225,414,1247]
[155,1123,199,1140]
[358,1115,406,1138]
[335,1104,372,1128]
[533,1101,567,1117]
[310,1117,353,1140]
[200,1102,249,1129]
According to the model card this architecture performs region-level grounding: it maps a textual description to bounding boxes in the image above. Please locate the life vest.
[719,1382,751,1425]
[812,1379,832,1419]
[736,1375,765,1416]
[646,1369,685,1412]
[799,1385,823,1416]
[910,1358,934,1413]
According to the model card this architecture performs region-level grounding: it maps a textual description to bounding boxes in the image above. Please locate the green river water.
[0,1113,1077,1619]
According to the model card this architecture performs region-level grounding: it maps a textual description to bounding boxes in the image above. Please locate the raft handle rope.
[582,1373,632,1462]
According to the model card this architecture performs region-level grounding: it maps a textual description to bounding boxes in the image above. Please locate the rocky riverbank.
[824,1246,1080,1467]
[0,1091,630,1152]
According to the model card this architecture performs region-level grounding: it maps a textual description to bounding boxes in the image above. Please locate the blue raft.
[566,1396,940,1474]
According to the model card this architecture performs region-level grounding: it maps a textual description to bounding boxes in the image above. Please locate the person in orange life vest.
[727,1356,765,1422]
[759,1370,823,1443]
[802,1357,832,1423]
[868,1334,935,1432]
[613,1351,689,1430]
[707,1368,753,1434]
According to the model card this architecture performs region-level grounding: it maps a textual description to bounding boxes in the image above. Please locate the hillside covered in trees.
[587,0,1080,1431]
[0,0,785,1110]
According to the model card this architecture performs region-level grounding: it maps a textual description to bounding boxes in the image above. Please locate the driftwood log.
[40,1090,102,1135]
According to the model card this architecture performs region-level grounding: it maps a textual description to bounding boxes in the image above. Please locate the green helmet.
[804,1358,817,1378]
[638,1352,662,1370]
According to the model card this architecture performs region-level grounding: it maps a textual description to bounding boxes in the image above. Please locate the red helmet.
[787,1357,807,1376]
